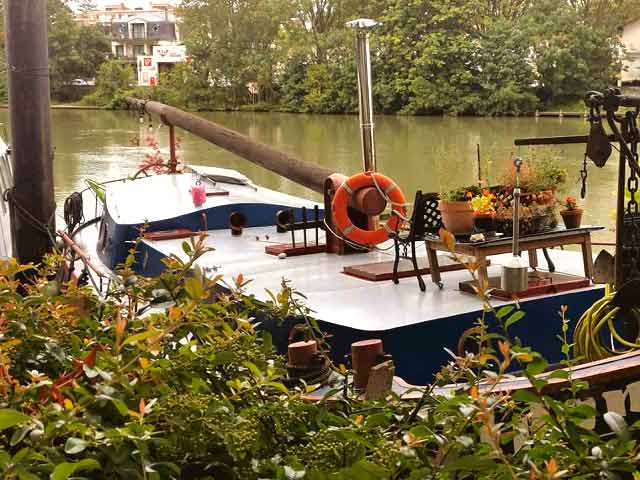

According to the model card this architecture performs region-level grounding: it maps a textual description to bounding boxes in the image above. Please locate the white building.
[75,1,186,86]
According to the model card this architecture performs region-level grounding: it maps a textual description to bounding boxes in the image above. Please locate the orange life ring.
[331,171,406,246]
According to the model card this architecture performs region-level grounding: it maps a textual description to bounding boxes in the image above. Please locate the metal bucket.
[502,256,529,293]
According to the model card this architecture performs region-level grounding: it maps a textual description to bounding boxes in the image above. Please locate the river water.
[0,109,619,241]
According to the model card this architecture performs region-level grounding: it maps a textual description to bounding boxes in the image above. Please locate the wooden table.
[424,226,604,288]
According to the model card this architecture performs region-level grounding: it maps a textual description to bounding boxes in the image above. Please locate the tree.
[47,0,111,95]
[76,0,97,13]
[179,0,291,106]
[476,18,538,114]
[84,59,135,107]
[523,0,622,104]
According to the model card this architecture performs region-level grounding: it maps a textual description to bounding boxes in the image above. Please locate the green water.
[0,109,619,237]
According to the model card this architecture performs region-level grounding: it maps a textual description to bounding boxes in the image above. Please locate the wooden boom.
[126,98,333,194]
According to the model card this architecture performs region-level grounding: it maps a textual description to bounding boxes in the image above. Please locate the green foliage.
[83,60,135,108]
[523,0,623,105]
[47,0,110,98]
[0,0,110,102]
[145,0,627,115]
[1,231,639,478]
[441,185,482,201]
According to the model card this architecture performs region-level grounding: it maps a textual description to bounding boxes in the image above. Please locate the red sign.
[144,58,152,67]
[150,77,156,87]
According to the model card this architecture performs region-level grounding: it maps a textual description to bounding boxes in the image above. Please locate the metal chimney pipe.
[347,18,378,172]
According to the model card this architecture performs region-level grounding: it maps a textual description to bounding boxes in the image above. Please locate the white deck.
[106,166,321,225]
[143,226,603,331]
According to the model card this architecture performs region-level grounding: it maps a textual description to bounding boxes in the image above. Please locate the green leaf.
[364,412,391,429]
[16,468,40,480]
[244,361,263,380]
[64,437,88,455]
[10,425,33,446]
[505,310,526,329]
[512,390,541,404]
[496,305,515,319]
[444,455,496,472]
[266,382,289,394]
[184,276,204,300]
[569,403,597,419]
[409,424,430,439]
[526,357,549,376]
[51,459,100,480]
[546,369,570,380]
[0,409,31,431]
[122,329,158,347]
[262,331,273,353]
[85,178,106,204]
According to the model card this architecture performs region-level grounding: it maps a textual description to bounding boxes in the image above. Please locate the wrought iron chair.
[389,191,443,291]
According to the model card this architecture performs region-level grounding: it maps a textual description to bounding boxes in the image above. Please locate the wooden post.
[5,0,55,263]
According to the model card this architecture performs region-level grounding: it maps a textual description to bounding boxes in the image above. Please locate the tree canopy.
[167,0,635,115]
[0,0,110,102]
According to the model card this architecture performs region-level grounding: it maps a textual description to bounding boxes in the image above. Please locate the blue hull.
[264,287,604,384]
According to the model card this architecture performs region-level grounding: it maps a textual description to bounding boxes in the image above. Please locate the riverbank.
[0,104,107,110]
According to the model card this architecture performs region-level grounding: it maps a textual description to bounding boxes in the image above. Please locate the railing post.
[161,114,178,173]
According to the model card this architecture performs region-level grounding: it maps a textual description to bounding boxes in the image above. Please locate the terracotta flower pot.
[439,200,475,235]
[560,208,583,229]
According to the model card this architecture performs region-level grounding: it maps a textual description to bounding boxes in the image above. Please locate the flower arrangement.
[564,196,578,211]
[470,189,496,214]
[560,196,583,228]
[500,155,567,194]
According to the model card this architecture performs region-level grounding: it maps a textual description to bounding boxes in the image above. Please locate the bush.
[0,234,639,478]
[83,60,135,108]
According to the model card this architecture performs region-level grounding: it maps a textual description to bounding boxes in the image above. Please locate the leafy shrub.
[0,234,639,479]
[82,60,135,108]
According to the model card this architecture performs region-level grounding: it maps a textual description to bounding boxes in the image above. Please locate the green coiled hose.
[574,285,640,362]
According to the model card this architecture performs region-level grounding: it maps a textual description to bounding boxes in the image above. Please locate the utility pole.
[4,0,55,263]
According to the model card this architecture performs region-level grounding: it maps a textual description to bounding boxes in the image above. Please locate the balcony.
[110,21,176,42]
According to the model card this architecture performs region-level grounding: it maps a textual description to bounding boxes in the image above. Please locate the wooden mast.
[4,0,55,263]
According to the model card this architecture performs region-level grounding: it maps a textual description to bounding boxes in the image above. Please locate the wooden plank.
[342,255,471,281]
[144,229,198,241]
[265,243,326,257]
[459,272,591,300]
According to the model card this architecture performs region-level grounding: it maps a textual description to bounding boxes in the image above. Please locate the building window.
[115,45,124,58]
[131,23,145,39]
[134,45,146,57]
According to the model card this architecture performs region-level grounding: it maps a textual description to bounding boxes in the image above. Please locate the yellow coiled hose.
[574,285,640,362]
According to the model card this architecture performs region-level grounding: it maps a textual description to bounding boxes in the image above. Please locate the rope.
[63,192,84,234]
[574,285,640,362]
[3,187,58,250]
[370,172,412,208]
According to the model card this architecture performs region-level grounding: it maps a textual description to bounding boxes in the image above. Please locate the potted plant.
[560,196,583,229]
[439,185,481,235]
[470,189,496,232]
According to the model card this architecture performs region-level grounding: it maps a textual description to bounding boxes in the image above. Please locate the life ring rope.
[331,171,407,247]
